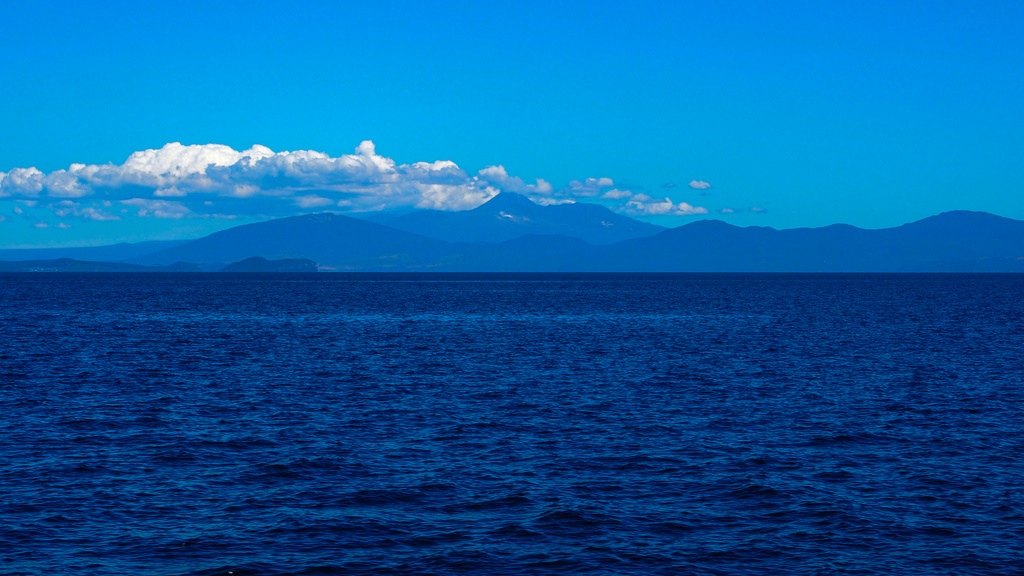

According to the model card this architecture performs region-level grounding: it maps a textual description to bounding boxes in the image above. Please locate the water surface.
[2,273,1023,575]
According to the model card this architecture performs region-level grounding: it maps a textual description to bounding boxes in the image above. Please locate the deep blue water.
[2,273,1023,575]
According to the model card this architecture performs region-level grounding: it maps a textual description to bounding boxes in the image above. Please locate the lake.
[2,273,1022,575]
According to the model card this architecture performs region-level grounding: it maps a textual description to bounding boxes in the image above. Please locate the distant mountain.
[873,210,1024,269]
[5,208,1022,273]
[131,213,453,270]
[597,211,1024,272]
[382,192,665,245]
[0,240,187,262]
[221,257,318,273]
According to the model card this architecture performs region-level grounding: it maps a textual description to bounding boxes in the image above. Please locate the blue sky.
[1,0,1022,248]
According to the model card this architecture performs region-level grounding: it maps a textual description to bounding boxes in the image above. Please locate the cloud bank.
[1,141,709,224]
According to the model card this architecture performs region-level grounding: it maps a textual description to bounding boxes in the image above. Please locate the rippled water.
[2,273,1023,575]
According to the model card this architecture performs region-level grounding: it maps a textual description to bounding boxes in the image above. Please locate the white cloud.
[1,168,45,197]
[478,165,521,189]
[689,180,712,190]
[121,198,190,219]
[118,143,275,190]
[561,177,615,198]
[0,141,486,213]
[294,195,334,208]
[625,196,709,216]
[33,222,49,229]
[50,200,121,221]
[414,183,495,210]
[673,202,708,215]
[721,208,735,214]
[476,165,552,199]
[43,169,91,198]
[153,186,189,197]
[533,197,576,206]
[56,222,71,229]
[79,208,120,221]
[601,188,633,200]
[1,141,709,222]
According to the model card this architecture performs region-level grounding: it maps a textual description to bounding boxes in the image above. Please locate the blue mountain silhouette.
[4,197,1023,272]
[381,192,664,245]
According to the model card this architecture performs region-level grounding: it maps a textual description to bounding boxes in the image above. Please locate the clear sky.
[1,0,1022,248]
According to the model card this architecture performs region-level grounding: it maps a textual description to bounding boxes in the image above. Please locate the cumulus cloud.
[0,141,499,216]
[0,141,711,223]
[689,180,712,190]
[476,165,523,191]
[476,165,552,197]
[33,222,49,229]
[721,208,735,214]
[2,168,45,197]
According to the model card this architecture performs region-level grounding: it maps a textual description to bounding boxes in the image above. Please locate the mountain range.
[2,193,1022,272]
[377,191,664,245]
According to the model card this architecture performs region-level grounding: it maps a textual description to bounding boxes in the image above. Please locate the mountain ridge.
[131,212,453,270]
[381,192,665,245]
[2,200,1022,272]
